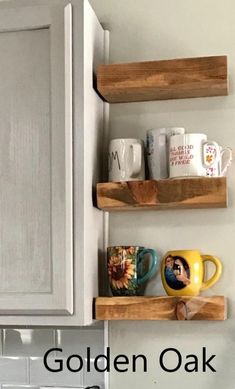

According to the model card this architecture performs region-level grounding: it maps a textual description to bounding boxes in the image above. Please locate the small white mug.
[147,127,185,179]
[108,138,145,182]
[169,133,232,178]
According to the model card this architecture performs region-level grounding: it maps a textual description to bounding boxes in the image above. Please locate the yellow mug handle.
[200,255,222,291]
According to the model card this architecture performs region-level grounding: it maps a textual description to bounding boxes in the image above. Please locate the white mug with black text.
[108,138,145,182]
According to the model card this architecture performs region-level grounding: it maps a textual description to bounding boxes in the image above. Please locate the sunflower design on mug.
[107,246,158,296]
[108,253,135,290]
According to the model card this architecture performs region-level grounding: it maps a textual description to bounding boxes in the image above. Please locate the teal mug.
[107,246,158,296]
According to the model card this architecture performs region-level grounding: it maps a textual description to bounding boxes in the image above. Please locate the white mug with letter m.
[108,138,145,182]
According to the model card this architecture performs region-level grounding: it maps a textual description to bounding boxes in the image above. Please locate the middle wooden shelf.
[97,177,227,211]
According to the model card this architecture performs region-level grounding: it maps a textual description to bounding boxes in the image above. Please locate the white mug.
[169,133,231,178]
[108,138,145,182]
[169,134,226,178]
[147,127,185,179]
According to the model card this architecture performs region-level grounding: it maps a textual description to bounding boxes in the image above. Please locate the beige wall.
[90,1,235,388]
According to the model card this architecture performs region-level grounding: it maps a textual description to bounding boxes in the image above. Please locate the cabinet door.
[0,4,73,314]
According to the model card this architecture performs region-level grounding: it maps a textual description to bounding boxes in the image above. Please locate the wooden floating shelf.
[95,296,227,321]
[97,55,228,103]
[97,177,227,211]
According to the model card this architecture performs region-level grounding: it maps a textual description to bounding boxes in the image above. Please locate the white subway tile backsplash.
[0,328,105,387]
[83,360,105,389]
[57,329,104,358]
[3,330,55,357]
[0,357,28,384]
[29,357,83,386]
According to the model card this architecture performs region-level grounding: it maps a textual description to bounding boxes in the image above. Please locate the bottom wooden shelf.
[95,296,227,321]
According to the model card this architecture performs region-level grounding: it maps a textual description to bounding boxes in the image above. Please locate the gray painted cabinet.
[0,0,107,325]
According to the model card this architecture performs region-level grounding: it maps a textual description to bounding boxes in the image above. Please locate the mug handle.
[137,249,158,285]
[130,143,142,178]
[220,147,232,176]
[200,254,222,291]
[202,141,220,167]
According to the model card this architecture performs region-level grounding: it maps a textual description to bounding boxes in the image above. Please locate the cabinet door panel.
[0,28,51,294]
[0,4,73,314]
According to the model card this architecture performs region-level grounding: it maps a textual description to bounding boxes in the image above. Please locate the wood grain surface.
[97,178,227,211]
[97,56,228,103]
[95,296,227,321]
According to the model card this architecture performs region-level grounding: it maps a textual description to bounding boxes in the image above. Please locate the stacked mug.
[147,127,232,179]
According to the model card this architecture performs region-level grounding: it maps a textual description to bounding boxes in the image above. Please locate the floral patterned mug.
[107,246,158,296]
[203,143,232,177]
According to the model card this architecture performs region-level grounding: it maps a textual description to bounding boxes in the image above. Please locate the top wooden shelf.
[97,55,228,103]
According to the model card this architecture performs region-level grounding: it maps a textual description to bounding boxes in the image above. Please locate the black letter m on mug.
[109,151,121,171]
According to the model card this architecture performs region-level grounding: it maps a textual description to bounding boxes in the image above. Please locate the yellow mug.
[161,250,222,296]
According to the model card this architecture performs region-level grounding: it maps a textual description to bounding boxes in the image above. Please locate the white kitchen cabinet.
[0,0,108,325]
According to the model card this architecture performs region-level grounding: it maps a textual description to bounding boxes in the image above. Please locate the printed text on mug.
[170,144,194,166]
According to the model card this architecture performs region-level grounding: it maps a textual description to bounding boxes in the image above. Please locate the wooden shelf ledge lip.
[95,296,227,321]
[97,177,227,211]
[97,55,228,103]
